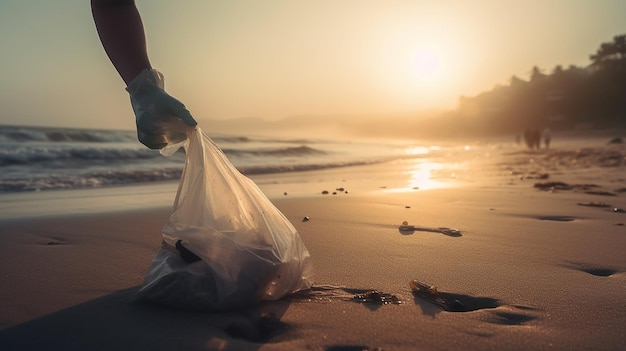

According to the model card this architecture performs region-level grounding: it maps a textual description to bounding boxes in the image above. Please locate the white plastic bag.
[137,127,313,311]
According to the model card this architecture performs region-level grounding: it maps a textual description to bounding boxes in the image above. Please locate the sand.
[1,139,625,350]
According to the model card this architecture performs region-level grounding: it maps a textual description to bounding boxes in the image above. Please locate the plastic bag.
[137,127,314,311]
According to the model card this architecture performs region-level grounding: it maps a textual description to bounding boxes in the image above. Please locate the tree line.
[433,34,626,137]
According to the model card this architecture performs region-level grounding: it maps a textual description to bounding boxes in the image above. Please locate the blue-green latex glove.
[126,69,197,149]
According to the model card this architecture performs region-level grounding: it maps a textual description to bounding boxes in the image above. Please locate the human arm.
[91,0,151,85]
[91,0,197,149]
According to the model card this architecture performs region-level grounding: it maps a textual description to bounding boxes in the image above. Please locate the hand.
[126,69,197,149]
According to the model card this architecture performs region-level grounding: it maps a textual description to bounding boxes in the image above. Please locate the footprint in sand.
[410,280,499,312]
[478,306,539,326]
[41,236,69,245]
[562,262,620,277]
[535,215,578,222]
[410,280,539,325]
[582,268,618,277]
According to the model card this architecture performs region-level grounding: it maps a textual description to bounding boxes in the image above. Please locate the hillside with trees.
[441,34,626,137]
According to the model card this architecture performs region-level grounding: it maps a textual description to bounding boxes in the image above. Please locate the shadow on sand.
[0,287,290,351]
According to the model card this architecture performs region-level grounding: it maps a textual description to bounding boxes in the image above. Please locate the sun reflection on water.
[404,145,441,156]
[405,146,429,155]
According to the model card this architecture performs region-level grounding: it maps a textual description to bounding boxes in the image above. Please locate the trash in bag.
[137,127,314,311]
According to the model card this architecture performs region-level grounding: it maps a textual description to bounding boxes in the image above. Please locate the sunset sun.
[410,48,443,83]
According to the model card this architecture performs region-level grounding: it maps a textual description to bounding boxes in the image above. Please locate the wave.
[0,125,138,143]
[0,125,292,145]
[223,145,326,157]
[0,158,384,192]
[0,144,327,166]
[238,159,380,175]
[0,125,416,193]
[0,145,172,165]
[0,168,184,192]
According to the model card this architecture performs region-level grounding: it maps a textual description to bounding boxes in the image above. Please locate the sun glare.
[410,48,443,83]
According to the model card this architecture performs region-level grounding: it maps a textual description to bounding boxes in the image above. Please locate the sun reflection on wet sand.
[374,145,471,193]
[386,160,456,192]
[408,161,447,190]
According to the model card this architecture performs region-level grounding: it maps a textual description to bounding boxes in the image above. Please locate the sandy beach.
[1,137,625,350]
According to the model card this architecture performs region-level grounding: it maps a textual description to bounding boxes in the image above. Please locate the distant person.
[542,128,552,148]
[523,128,541,149]
[91,0,197,149]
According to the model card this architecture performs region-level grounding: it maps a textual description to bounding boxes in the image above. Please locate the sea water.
[4,124,619,219]
[0,124,468,193]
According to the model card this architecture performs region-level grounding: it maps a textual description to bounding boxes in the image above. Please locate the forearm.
[91,0,151,85]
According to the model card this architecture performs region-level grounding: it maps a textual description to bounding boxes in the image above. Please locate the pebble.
[302,216,310,222]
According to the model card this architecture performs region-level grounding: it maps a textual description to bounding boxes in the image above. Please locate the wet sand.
[1,138,625,350]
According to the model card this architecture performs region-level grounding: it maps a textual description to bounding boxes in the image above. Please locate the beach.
[1,136,625,350]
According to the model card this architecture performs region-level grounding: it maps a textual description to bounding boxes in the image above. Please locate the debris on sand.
[534,181,572,191]
[577,202,612,208]
[584,190,617,197]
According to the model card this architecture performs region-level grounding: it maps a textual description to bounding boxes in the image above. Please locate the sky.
[1,0,625,131]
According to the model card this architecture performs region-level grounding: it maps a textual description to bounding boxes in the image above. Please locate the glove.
[126,69,197,149]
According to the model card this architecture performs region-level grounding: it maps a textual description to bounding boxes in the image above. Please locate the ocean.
[2,124,624,220]
[0,124,462,193]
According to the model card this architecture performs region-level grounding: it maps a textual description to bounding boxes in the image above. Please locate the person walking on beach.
[91,0,197,149]
[542,127,552,149]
